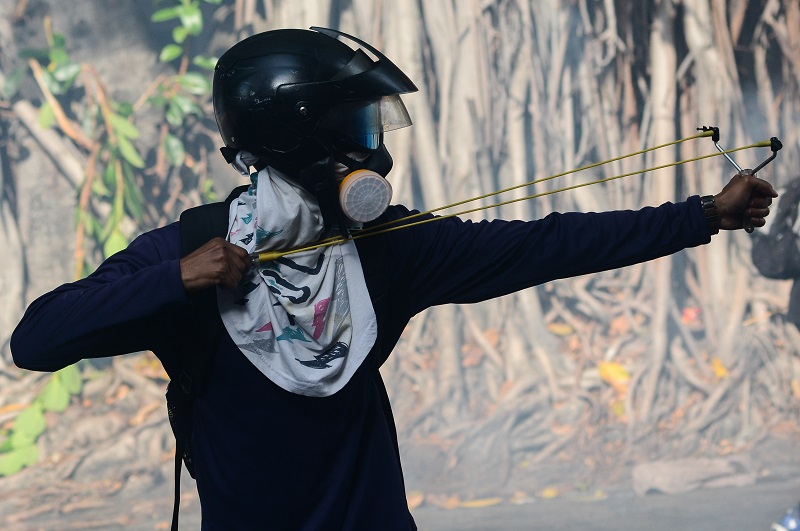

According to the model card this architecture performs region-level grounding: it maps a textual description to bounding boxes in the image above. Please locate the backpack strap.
[179,185,247,256]
[177,185,248,392]
[169,184,248,531]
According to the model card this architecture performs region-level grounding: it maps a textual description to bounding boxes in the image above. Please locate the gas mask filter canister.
[338,169,393,223]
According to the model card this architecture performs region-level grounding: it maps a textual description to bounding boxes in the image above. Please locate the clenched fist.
[180,237,250,292]
[714,170,778,231]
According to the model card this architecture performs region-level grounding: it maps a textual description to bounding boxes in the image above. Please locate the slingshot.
[697,126,782,232]
[250,127,783,263]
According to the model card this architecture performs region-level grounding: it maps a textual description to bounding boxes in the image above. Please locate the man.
[11,27,777,530]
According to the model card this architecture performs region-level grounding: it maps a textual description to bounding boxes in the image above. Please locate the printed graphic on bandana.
[234,254,351,367]
[217,167,377,397]
[298,342,349,368]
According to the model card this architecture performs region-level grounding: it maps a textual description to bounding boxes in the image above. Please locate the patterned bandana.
[217,167,377,397]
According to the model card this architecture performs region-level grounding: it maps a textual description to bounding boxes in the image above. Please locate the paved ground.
[413,474,800,530]
[4,463,797,530]
[2,433,798,530]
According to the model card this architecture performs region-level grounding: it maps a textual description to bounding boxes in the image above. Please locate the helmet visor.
[318,95,412,150]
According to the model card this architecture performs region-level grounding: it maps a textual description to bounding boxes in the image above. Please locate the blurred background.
[0,0,798,529]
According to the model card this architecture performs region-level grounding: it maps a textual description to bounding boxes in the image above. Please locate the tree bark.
[638,0,677,423]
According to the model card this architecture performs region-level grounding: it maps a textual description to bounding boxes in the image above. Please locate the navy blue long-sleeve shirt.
[11,198,711,529]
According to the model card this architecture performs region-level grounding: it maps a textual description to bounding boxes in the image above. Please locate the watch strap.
[700,195,720,235]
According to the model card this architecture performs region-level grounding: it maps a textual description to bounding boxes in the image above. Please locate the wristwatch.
[700,195,720,235]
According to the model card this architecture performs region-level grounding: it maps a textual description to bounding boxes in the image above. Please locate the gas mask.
[296,143,394,232]
[334,145,393,224]
[223,90,409,231]
[314,94,407,226]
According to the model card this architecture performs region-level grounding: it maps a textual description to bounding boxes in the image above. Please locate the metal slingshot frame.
[697,126,783,233]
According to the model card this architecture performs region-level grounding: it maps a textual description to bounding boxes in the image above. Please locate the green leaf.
[17,47,50,62]
[203,0,222,4]
[173,25,189,45]
[113,185,125,226]
[192,55,217,71]
[0,445,39,476]
[78,263,91,279]
[148,94,167,108]
[166,100,186,126]
[109,113,140,139]
[9,429,36,450]
[75,209,92,236]
[122,164,145,222]
[79,207,103,243]
[51,33,66,50]
[101,161,116,190]
[179,4,203,35]
[98,210,116,243]
[22,444,39,466]
[41,377,70,412]
[58,364,83,395]
[103,230,128,259]
[201,178,218,202]
[52,62,81,83]
[171,93,195,115]
[163,133,185,166]
[49,47,70,67]
[189,102,204,117]
[117,135,146,168]
[123,184,145,223]
[2,66,26,98]
[151,7,180,22]
[178,72,211,95]
[165,94,203,125]
[14,403,45,440]
[88,213,104,240]
[115,101,134,118]
[159,44,183,63]
[37,102,56,130]
[38,68,64,96]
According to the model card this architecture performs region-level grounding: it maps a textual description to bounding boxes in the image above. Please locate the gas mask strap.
[296,156,358,235]
[332,151,363,170]
[331,144,394,177]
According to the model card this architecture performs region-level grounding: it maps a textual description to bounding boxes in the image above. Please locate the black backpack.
[751,178,800,327]
[752,178,800,280]
[166,185,248,530]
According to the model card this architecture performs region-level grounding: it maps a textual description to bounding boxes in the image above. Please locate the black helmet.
[213,27,418,177]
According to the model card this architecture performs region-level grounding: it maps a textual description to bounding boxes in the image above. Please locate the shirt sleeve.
[10,223,187,372]
[377,196,711,313]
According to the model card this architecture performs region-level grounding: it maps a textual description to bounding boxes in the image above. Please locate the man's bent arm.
[11,225,186,372]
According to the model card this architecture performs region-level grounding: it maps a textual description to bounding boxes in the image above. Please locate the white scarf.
[217,167,377,397]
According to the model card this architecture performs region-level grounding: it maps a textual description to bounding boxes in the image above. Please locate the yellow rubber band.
[254,138,770,263]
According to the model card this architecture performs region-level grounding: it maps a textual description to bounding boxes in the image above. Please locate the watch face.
[701,197,717,214]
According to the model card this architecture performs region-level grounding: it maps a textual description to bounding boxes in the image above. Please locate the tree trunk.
[636,0,677,423]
